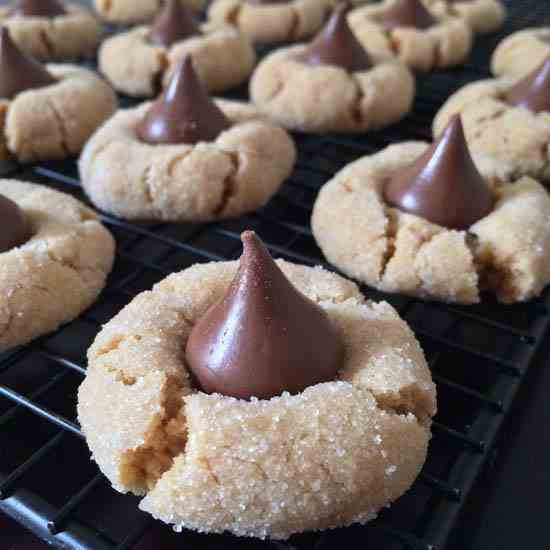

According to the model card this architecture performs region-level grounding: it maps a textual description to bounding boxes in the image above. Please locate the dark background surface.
[0,0,548,548]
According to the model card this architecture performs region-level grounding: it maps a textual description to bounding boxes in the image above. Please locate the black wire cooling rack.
[1,1,550,549]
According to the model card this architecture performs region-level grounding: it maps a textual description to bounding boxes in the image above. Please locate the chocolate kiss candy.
[0,194,30,253]
[136,55,231,145]
[294,3,371,72]
[147,0,201,47]
[9,0,66,17]
[381,0,436,30]
[505,57,550,114]
[185,231,342,400]
[0,27,57,99]
[384,115,493,229]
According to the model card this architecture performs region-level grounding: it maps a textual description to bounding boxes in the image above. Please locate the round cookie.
[79,98,295,221]
[312,143,550,304]
[349,0,473,71]
[491,28,550,79]
[94,0,206,23]
[0,3,101,62]
[77,255,436,539]
[1,64,117,163]
[0,179,115,352]
[423,0,505,35]
[99,22,256,98]
[433,73,550,184]
[249,6,414,134]
[207,0,334,45]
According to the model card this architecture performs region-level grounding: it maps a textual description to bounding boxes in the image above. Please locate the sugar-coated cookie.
[0,179,115,352]
[80,57,295,222]
[433,65,550,184]
[208,0,334,45]
[0,2,100,61]
[491,27,550,79]
[423,0,505,35]
[349,0,473,71]
[312,135,550,304]
[99,22,255,98]
[250,4,414,133]
[78,252,436,539]
[95,0,206,23]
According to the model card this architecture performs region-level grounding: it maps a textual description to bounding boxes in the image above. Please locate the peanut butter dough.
[95,0,206,23]
[79,100,296,221]
[312,143,550,304]
[78,259,436,539]
[0,4,100,61]
[99,23,256,97]
[0,179,115,351]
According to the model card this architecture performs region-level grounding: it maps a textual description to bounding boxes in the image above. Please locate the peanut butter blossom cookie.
[434,58,550,184]
[348,0,473,71]
[0,180,115,352]
[94,0,206,24]
[250,3,414,133]
[312,116,550,304]
[78,231,436,539]
[80,56,295,221]
[0,28,116,163]
[423,0,505,35]
[0,0,100,61]
[99,0,256,98]
[491,27,550,79]
[208,0,335,45]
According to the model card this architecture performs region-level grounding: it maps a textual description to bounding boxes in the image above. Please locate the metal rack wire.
[1,0,550,548]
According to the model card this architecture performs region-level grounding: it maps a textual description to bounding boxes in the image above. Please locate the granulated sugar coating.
[78,259,436,539]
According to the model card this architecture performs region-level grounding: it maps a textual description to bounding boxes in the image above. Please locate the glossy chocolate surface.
[505,57,550,114]
[0,27,57,99]
[0,194,30,253]
[185,231,342,400]
[295,3,371,72]
[380,0,436,30]
[147,0,201,47]
[136,55,231,145]
[8,0,66,17]
[384,115,493,229]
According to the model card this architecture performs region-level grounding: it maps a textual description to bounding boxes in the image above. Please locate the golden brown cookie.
[78,258,436,539]
[207,0,334,44]
[491,28,550,79]
[99,22,256,98]
[312,143,550,304]
[0,179,115,352]
[250,46,414,133]
[349,0,473,71]
[0,4,100,61]
[95,0,206,23]
[433,77,550,184]
[1,64,117,163]
[79,100,296,221]
[423,0,505,34]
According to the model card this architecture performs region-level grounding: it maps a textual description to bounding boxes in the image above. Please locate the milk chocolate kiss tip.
[294,2,372,72]
[136,55,231,145]
[185,231,342,400]
[0,27,57,99]
[505,57,550,114]
[0,194,31,253]
[147,0,201,47]
[9,0,67,17]
[381,0,437,30]
[384,115,493,230]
